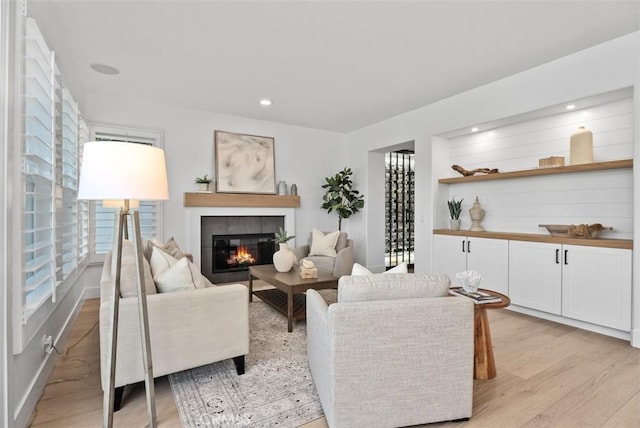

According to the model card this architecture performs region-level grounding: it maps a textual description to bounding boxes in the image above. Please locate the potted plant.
[321,167,365,230]
[195,174,212,191]
[447,198,464,230]
[272,227,297,272]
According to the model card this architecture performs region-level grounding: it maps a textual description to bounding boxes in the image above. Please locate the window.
[88,125,164,262]
[21,16,86,320]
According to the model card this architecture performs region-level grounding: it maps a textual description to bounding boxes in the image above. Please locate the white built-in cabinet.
[509,241,631,331]
[433,235,509,295]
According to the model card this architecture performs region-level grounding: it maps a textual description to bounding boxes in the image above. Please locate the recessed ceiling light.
[90,63,120,75]
[471,127,479,132]
[566,104,576,110]
[259,99,272,107]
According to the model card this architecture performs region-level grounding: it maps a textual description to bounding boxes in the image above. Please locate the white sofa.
[306,273,474,427]
[99,247,249,410]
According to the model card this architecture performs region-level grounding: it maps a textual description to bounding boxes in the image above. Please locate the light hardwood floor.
[30,298,640,427]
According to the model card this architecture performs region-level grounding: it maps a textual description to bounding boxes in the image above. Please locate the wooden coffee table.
[249,264,339,332]
[471,289,511,380]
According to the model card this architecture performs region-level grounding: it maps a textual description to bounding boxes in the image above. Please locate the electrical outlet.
[42,334,53,356]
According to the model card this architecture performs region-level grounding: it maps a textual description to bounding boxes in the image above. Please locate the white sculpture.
[456,270,482,293]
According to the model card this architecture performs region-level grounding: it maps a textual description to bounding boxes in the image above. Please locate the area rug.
[168,301,324,427]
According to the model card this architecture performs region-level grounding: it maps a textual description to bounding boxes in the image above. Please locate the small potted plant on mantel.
[195,174,212,192]
[447,198,463,230]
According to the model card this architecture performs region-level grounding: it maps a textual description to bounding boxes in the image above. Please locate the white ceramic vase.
[449,219,461,230]
[273,243,296,272]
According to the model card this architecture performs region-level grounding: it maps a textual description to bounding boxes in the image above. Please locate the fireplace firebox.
[212,233,275,274]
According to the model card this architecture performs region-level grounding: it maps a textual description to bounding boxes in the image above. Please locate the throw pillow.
[116,240,157,298]
[150,246,179,280]
[351,262,408,276]
[144,236,189,262]
[155,257,197,293]
[309,229,340,257]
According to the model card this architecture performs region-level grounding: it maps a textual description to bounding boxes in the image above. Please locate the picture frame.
[214,130,276,194]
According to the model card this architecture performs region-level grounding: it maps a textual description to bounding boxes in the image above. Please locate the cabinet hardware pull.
[467,240,471,253]
[555,249,559,264]
[462,240,465,253]
[564,249,568,265]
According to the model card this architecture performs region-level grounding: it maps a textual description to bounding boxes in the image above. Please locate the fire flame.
[227,245,256,265]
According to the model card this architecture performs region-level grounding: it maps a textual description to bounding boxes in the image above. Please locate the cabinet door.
[562,245,632,331]
[433,235,467,286]
[467,237,509,295]
[509,241,562,315]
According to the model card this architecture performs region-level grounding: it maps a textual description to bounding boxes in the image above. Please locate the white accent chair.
[99,250,249,410]
[292,231,354,278]
[306,273,474,427]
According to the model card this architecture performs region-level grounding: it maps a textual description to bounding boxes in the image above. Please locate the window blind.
[22,17,55,318]
[77,117,89,262]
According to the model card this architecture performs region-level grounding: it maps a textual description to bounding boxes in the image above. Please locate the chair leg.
[232,355,245,375]
[113,386,125,412]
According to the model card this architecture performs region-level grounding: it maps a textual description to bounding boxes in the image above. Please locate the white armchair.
[306,273,474,427]
[292,230,354,278]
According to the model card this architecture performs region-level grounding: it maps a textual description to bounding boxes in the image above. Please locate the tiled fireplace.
[185,206,296,283]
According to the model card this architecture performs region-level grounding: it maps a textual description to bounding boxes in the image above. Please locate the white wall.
[82,94,349,253]
[347,32,639,344]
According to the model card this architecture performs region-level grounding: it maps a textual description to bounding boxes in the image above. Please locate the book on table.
[449,287,502,304]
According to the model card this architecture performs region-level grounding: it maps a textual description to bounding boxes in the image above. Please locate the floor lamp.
[78,141,169,428]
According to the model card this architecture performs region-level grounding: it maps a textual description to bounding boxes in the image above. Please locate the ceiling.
[28,1,640,133]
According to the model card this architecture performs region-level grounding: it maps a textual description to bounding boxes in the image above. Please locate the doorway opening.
[385,150,415,269]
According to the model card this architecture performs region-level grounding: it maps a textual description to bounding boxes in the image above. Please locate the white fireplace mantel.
[185,206,296,268]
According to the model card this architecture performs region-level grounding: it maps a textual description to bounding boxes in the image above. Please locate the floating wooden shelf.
[433,229,632,250]
[184,192,300,208]
[438,159,633,184]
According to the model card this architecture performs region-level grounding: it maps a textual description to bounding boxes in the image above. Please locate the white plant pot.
[273,243,297,272]
[197,182,210,191]
[449,219,461,230]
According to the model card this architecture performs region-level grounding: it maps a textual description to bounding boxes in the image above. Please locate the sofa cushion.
[351,262,408,276]
[155,257,199,293]
[150,247,179,280]
[116,240,157,298]
[144,236,189,262]
[338,273,450,303]
[309,229,340,257]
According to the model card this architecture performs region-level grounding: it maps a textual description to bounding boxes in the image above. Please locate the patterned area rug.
[168,300,323,427]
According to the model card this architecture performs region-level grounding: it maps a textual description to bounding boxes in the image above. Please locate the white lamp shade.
[78,141,169,201]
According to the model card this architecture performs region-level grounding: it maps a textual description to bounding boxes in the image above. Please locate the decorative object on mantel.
[469,196,485,232]
[570,126,593,165]
[277,180,288,195]
[290,183,298,196]
[447,198,463,230]
[195,174,212,192]
[272,227,297,272]
[300,259,318,279]
[321,167,365,230]
[215,130,276,194]
[539,223,612,238]
[538,156,565,168]
[451,164,499,177]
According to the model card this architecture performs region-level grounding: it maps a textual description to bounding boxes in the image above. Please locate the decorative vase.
[290,183,297,196]
[570,126,593,165]
[273,243,296,272]
[469,196,485,232]
[456,270,482,293]
[277,181,288,195]
[449,219,461,230]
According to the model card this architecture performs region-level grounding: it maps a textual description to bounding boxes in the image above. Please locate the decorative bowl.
[539,224,613,239]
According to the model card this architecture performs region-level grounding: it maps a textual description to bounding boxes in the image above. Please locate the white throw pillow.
[309,229,340,257]
[155,257,197,293]
[150,247,179,280]
[351,262,408,276]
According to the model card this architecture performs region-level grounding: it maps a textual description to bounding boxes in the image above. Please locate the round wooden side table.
[472,289,510,380]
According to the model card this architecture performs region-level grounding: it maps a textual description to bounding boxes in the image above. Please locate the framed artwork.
[214,130,276,194]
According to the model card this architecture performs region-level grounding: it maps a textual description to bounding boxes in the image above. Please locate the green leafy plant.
[273,227,295,244]
[447,198,464,220]
[321,167,365,230]
[195,174,212,184]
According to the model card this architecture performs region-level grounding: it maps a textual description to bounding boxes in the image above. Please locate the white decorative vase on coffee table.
[273,243,297,272]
